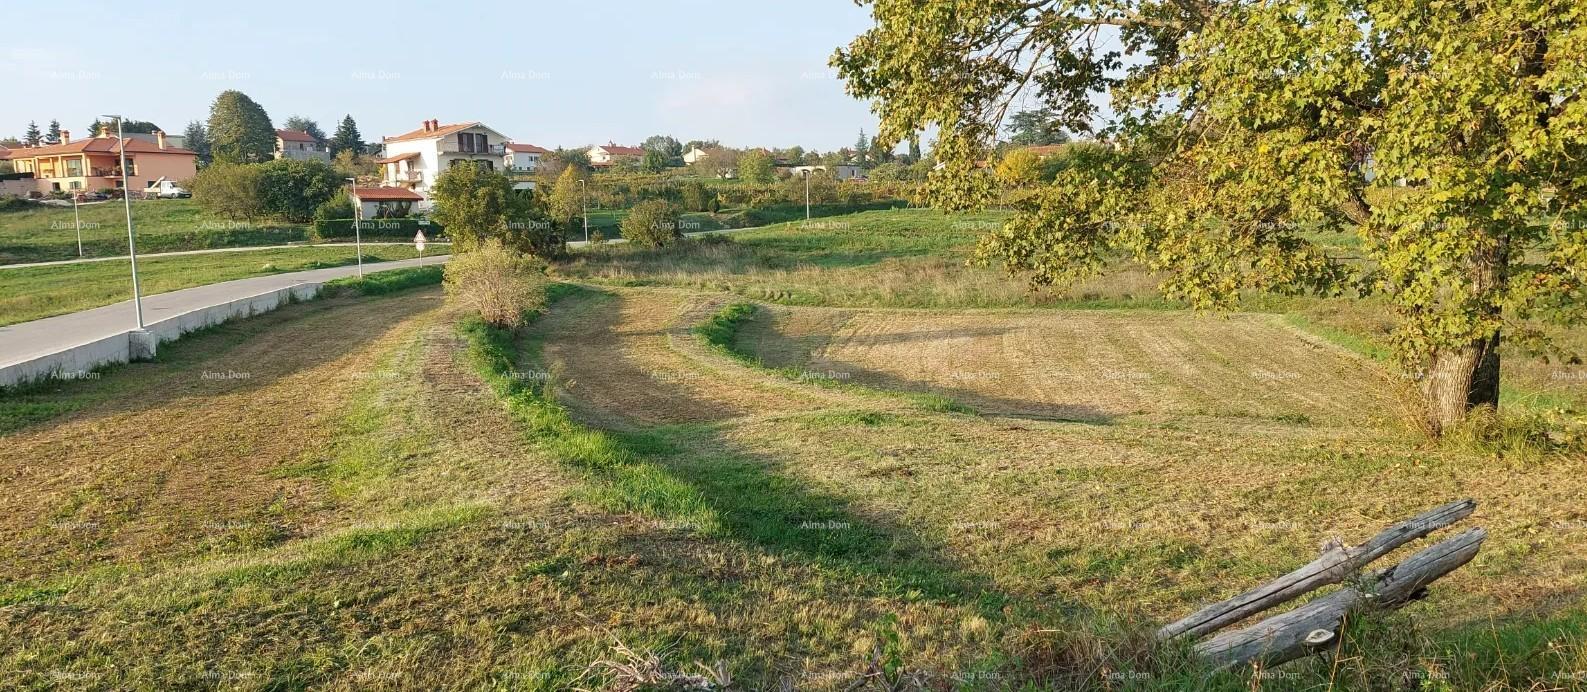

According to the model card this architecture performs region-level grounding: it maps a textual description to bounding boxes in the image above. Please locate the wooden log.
[1157,499,1476,641]
[1193,527,1487,669]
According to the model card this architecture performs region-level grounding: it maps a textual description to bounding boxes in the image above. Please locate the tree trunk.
[1422,331,1501,433]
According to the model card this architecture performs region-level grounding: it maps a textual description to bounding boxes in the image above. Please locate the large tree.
[547,166,586,235]
[1004,108,1070,147]
[737,149,775,183]
[329,115,364,156]
[44,120,61,145]
[431,163,562,258]
[182,121,211,164]
[641,134,683,159]
[87,118,161,137]
[835,0,1587,433]
[207,90,274,163]
[23,121,40,147]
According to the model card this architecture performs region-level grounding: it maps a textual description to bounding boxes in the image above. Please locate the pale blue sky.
[3,0,884,152]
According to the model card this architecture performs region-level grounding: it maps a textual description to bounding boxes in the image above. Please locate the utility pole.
[346,178,363,276]
[579,178,589,243]
[803,169,811,222]
[103,114,144,328]
[71,192,84,257]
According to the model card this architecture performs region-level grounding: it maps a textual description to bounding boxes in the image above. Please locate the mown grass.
[0,198,308,264]
[0,245,431,325]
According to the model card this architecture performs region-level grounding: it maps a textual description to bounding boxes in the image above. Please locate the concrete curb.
[0,282,324,388]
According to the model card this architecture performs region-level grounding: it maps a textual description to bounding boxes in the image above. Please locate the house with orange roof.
[586,142,645,168]
[378,119,508,209]
[274,129,329,162]
[504,143,549,173]
[3,125,198,196]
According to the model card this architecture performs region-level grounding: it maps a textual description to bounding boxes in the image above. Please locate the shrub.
[443,239,547,328]
[314,192,354,221]
[621,200,683,248]
[432,163,562,258]
[190,163,266,220]
[0,197,30,213]
[679,181,715,212]
[313,218,442,242]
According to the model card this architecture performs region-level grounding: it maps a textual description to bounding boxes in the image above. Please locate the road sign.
[414,230,427,254]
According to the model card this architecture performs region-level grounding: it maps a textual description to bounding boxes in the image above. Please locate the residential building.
[3,126,198,195]
[378,119,508,210]
[682,146,711,164]
[350,186,424,219]
[275,129,330,162]
[781,164,866,181]
[587,142,645,167]
[505,143,549,173]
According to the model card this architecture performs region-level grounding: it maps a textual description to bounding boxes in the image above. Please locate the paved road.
[1,242,452,271]
[0,255,449,369]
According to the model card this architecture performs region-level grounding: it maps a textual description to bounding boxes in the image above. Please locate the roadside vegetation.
[0,199,308,265]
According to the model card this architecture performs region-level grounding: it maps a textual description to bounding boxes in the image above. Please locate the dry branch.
[1157,499,1477,641]
[1192,527,1487,669]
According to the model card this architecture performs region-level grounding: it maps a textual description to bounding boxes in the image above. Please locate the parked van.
[145,177,191,199]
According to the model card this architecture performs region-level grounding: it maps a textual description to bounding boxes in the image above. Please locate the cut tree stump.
[1192,527,1487,669]
[1157,499,1485,671]
[1157,499,1476,642]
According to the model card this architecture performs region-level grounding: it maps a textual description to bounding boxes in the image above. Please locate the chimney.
[430,119,439,131]
[420,119,430,132]
[99,122,113,138]
[155,130,167,149]
[60,130,70,144]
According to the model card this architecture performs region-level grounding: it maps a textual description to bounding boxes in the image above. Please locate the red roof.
[385,122,481,143]
[5,136,196,158]
[506,143,549,154]
[0,146,10,160]
[596,144,644,156]
[352,186,423,201]
[276,129,318,143]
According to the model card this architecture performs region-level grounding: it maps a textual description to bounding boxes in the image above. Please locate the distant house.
[379,119,509,210]
[4,126,198,195]
[275,129,330,162]
[587,142,645,168]
[504,143,550,173]
[350,186,425,219]
[681,146,711,164]
[781,164,866,181]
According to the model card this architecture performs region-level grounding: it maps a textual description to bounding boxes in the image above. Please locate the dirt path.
[536,288,844,428]
[736,305,1397,425]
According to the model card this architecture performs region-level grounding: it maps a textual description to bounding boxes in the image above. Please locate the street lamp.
[802,169,811,222]
[346,177,363,277]
[578,178,589,243]
[102,114,144,328]
[71,191,84,257]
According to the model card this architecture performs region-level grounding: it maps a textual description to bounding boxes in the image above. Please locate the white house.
[782,164,866,181]
[275,129,330,162]
[587,142,645,167]
[505,143,549,173]
[681,146,711,164]
[350,186,424,219]
[379,119,508,209]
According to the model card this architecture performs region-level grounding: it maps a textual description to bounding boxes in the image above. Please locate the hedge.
[313,218,445,241]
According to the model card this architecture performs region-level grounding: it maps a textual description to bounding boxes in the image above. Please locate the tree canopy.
[206,90,274,163]
[431,163,562,258]
[835,0,1587,432]
[1005,108,1071,147]
[330,115,364,157]
[737,149,775,183]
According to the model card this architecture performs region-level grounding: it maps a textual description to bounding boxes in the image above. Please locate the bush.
[190,163,266,220]
[0,197,30,213]
[314,192,354,221]
[313,217,442,241]
[257,158,342,223]
[443,240,547,328]
[679,181,715,212]
[621,200,683,248]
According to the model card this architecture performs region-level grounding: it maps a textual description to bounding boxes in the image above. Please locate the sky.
[3,0,885,152]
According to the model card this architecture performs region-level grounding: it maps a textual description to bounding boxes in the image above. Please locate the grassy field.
[0,245,430,326]
[0,199,309,265]
[2,208,1584,688]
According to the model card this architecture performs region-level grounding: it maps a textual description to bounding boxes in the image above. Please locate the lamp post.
[802,169,811,222]
[578,178,589,243]
[71,191,84,257]
[346,178,363,277]
[103,114,144,328]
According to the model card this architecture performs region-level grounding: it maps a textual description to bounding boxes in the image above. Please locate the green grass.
[0,245,431,326]
[0,198,308,264]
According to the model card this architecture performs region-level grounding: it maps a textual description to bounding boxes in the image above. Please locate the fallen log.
[1157,499,1476,641]
[1193,527,1487,669]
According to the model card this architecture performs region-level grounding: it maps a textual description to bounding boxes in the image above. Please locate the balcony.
[390,170,424,183]
[441,143,505,156]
